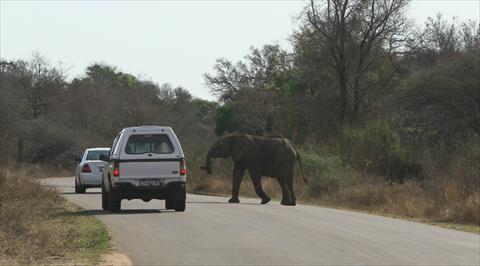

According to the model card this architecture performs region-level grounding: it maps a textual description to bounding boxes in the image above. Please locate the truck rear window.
[125,134,174,154]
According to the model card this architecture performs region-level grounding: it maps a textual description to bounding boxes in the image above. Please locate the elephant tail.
[297,152,308,185]
[291,145,308,185]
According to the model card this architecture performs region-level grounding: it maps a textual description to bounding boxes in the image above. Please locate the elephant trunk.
[201,149,214,174]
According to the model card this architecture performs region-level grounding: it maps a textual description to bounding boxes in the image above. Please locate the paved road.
[43,177,479,266]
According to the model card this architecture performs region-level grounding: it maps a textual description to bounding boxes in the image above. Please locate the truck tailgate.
[120,160,181,179]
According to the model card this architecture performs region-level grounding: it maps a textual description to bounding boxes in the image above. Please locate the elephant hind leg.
[286,174,296,206]
[249,172,270,204]
[279,175,295,206]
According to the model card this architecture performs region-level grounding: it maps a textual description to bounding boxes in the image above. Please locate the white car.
[75,148,110,193]
[101,126,187,212]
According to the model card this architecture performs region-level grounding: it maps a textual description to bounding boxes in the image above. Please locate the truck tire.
[101,184,109,211]
[173,200,186,212]
[166,200,185,211]
[108,187,121,212]
[166,183,186,211]
[165,199,174,210]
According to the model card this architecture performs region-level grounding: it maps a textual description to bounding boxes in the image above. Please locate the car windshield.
[86,150,109,160]
[125,134,174,154]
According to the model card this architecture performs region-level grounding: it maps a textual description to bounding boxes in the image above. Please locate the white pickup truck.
[101,126,187,212]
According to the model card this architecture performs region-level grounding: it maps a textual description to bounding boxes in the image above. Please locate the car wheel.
[75,178,81,193]
[108,187,121,212]
[101,184,109,211]
[76,177,86,193]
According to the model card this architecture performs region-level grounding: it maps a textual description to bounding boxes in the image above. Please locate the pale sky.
[1,0,479,101]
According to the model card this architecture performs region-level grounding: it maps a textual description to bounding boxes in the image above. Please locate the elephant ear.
[230,133,254,161]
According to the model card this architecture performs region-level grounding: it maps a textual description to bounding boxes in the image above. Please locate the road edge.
[190,191,480,234]
[41,177,133,266]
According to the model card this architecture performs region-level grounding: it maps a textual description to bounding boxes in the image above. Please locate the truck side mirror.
[75,158,81,164]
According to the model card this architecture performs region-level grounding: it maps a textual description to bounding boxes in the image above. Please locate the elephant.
[200,132,307,206]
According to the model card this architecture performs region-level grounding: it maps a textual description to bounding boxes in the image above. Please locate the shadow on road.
[61,191,101,195]
[44,184,72,189]
[87,209,170,215]
[56,208,170,217]
[187,201,260,205]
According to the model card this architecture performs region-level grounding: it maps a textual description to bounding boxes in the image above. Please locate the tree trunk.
[338,62,348,126]
[352,74,361,123]
[16,136,24,163]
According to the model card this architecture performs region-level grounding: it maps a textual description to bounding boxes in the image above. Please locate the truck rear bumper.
[113,181,186,201]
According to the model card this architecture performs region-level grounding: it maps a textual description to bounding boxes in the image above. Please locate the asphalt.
[43,177,479,266]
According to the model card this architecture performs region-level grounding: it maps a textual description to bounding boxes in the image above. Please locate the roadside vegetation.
[0,166,109,265]
[188,142,480,231]
[1,0,478,235]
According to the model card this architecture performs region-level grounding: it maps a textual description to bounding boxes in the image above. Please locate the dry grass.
[11,163,73,179]
[315,179,479,226]
[0,166,109,265]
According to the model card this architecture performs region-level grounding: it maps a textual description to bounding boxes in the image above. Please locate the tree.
[204,44,291,102]
[407,14,480,66]
[0,54,65,163]
[398,16,480,144]
[304,0,410,124]
[402,54,480,143]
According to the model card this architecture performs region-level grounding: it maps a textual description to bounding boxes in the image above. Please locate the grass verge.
[0,167,109,265]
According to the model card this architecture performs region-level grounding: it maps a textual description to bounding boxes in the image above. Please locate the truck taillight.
[180,159,187,176]
[113,161,120,177]
[81,164,91,173]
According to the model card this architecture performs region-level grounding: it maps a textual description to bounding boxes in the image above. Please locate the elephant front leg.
[229,164,245,203]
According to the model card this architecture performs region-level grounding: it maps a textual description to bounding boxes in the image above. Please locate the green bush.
[341,121,423,182]
[214,104,240,136]
[302,151,358,197]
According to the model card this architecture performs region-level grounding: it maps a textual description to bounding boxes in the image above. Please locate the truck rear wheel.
[166,200,185,212]
[101,184,109,211]
[166,183,186,212]
[108,188,121,212]
[165,199,174,210]
[174,200,185,212]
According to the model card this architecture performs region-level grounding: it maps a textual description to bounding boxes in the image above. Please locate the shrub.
[302,151,358,197]
[341,121,423,182]
[446,139,480,191]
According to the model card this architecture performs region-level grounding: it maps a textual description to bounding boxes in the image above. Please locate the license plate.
[139,179,160,186]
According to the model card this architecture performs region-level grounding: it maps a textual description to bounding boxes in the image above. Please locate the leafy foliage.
[302,151,358,196]
[401,57,480,143]
[0,58,218,165]
[341,121,423,182]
